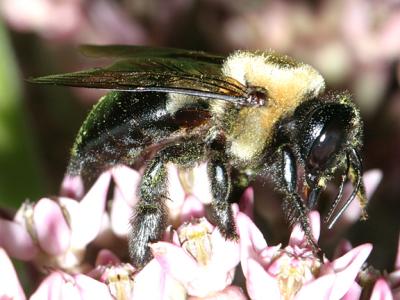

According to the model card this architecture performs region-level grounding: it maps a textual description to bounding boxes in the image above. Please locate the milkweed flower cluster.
[0,165,391,299]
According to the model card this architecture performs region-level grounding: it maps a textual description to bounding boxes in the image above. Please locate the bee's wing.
[30,53,247,104]
[79,45,225,64]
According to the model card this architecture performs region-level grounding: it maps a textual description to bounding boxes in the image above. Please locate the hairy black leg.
[207,157,238,240]
[281,147,322,259]
[129,157,168,269]
[129,140,205,268]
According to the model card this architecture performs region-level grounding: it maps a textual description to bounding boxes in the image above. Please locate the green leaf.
[0,21,45,207]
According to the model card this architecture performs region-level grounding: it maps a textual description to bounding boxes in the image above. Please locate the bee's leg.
[129,141,204,268]
[281,147,322,258]
[207,157,238,240]
[129,155,168,269]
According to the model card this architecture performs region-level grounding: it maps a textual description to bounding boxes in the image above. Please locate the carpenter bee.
[32,45,368,268]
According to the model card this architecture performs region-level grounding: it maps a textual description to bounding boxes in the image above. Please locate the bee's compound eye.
[300,102,354,176]
[307,121,344,171]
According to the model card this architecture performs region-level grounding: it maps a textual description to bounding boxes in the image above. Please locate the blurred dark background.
[0,0,399,271]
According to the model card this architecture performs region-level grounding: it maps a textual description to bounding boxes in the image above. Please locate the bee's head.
[295,93,365,227]
[299,97,361,182]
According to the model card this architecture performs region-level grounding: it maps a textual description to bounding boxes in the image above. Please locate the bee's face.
[297,99,361,185]
[276,92,366,229]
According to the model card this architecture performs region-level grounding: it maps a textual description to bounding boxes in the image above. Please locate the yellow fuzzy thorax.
[220,51,326,163]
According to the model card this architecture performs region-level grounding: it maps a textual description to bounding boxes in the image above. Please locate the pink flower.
[86,248,176,300]
[388,237,400,299]
[0,0,84,38]
[110,164,245,298]
[356,234,400,299]
[0,163,387,299]
[150,216,241,298]
[30,271,112,300]
[0,248,26,300]
[0,171,111,270]
[107,166,142,238]
[0,0,146,44]
[238,210,373,300]
[370,278,393,300]
[188,286,247,300]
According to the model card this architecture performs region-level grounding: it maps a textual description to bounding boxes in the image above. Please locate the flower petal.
[110,187,132,237]
[152,238,236,297]
[151,241,198,283]
[111,165,141,206]
[30,272,79,300]
[245,258,281,300]
[189,285,247,300]
[0,218,37,260]
[331,243,372,271]
[166,164,186,222]
[31,272,112,300]
[237,212,268,252]
[388,270,400,296]
[370,278,393,300]
[33,198,71,255]
[95,249,121,266]
[189,163,213,205]
[289,211,320,247]
[210,228,240,272]
[332,240,353,259]
[0,248,26,300]
[132,259,168,299]
[60,174,84,199]
[238,187,254,219]
[74,274,114,300]
[237,212,268,275]
[363,169,383,199]
[341,282,362,300]
[295,274,335,300]
[326,243,372,299]
[180,195,206,223]
[71,172,111,248]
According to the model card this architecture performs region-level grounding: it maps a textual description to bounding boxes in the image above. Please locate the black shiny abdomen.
[68,91,210,181]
